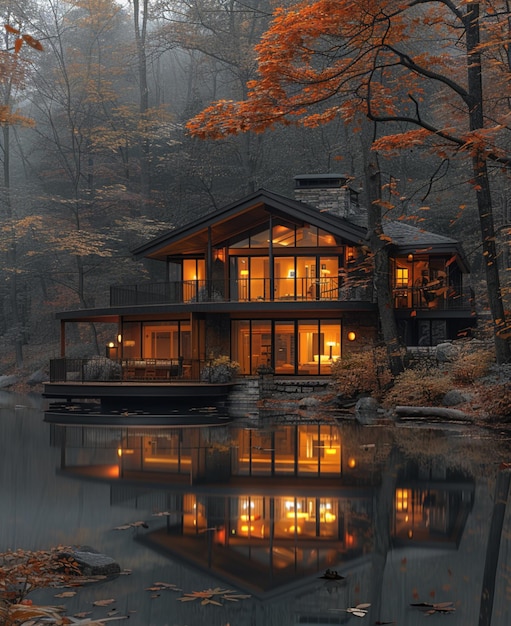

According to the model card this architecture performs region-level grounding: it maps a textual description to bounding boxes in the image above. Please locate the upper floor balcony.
[110,277,472,310]
[110,277,372,307]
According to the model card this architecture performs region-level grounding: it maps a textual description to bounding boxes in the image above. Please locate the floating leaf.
[55,591,77,598]
[93,598,116,606]
[201,598,223,606]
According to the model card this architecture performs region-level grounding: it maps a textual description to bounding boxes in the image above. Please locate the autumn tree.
[0,8,44,367]
[187,0,511,363]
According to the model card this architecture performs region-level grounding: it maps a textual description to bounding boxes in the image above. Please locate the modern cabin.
[46,174,475,404]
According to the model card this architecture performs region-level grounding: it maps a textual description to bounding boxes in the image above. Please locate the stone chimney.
[294,174,359,219]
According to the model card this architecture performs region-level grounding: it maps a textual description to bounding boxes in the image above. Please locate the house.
[45,174,475,410]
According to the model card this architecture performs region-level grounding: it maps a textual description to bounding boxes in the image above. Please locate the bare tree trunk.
[3,121,23,368]
[465,3,510,363]
[133,0,150,203]
[362,126,404,375]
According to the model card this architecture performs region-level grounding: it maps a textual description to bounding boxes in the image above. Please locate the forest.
[0,0,510,373]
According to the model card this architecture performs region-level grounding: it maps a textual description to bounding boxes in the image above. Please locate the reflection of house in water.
[393,460,474,549]
[50,422,475,595]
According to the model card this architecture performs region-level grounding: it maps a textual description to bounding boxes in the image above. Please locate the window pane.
[275,322,295,374]
[251,321,271,372]
[249,257,269,301]
[274,257,295,300]
[250,229,270,247]
[318,229,337,246]
[272,224,295,247]
[232,320,251,374]
[298,321,320,375]
[122,322,141,359]
[296,257,315,300]
[296,225,318,246]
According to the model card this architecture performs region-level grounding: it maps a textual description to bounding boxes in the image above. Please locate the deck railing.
[110,278,373,306]
[392,286,473,311]
[49,357,206,383]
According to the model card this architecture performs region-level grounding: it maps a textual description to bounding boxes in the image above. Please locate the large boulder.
[435,342,460,363]
[0,375,19,389]
[355,396,380,425]
[59,547,121,577]
[443,389,473,406]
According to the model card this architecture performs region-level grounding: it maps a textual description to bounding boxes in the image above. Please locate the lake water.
[2,390,511,625]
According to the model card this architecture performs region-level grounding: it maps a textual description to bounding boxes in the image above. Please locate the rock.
[298,396,320,409]
[443,389,473,406]
[435,342,459,363]
[0,375,19,389]
[60,547,121,577]
[27,369,47,386]
[355,396,380,424]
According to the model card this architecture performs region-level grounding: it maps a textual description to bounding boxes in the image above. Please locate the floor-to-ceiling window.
[229,255,342,302]
[119,321,191,360]
[232,319,341,375]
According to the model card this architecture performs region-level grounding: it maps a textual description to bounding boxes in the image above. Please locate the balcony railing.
[49,357,205,383]
[392,286,472,310]
[110,278,373,306]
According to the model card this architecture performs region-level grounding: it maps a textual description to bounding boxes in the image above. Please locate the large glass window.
[120,321,190,360]
[232,319,341,375]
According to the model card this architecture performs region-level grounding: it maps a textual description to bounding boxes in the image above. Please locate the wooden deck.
[43,380,236,422]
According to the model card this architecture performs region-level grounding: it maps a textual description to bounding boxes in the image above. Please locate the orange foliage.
[187,0,511,167]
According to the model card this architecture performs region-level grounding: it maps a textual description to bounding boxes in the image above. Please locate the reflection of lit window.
[319,500,337,522]
[395,268,409,288]
[395,488,409,511]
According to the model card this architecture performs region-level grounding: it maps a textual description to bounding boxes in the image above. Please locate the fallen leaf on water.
[74,612,92,618]
[201,598,223,606]
[154,581,180,589]
[93,598,116,606]
[55,591,77,598]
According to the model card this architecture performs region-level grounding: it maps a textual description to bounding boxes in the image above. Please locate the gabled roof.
[133,188,469,272]
[383,221,470,271]
[132,188,366,260]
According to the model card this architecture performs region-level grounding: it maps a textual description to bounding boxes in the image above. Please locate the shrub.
[477,382,511,420]
[331,346,393,400]
[200,355,240,383]
[383,366,453,408]
[450,349,494,384]
[83,356,121,381]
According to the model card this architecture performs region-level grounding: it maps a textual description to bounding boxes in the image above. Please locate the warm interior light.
[347,331,356,341]
[240,270,249,276]
[240,525,254,533]
[348,457,356,468]
[117,448,122,457]
[117,334,122,344]
[108,342,115,348]
[124,340,135,347]
[407,253,414,261]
